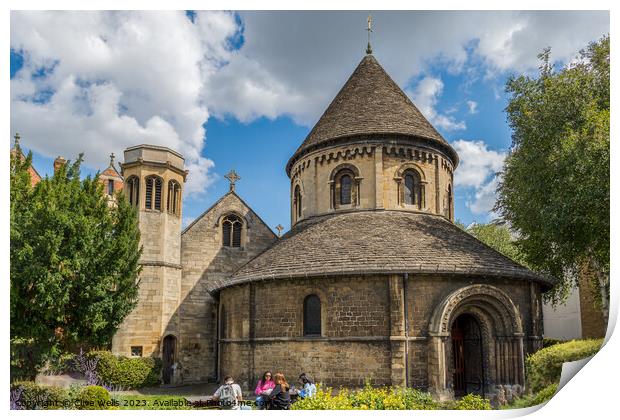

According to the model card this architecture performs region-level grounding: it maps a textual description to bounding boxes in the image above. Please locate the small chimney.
[53,156,67,173]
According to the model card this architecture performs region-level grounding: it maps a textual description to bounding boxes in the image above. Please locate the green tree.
[465,222,529,269]
[496,36,609,314]
[10,144,142,379]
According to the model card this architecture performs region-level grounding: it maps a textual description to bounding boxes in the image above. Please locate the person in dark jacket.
[267,372,291,410]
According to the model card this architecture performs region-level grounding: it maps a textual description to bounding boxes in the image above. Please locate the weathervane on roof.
[225,169,241,192]
[366,12,373,55]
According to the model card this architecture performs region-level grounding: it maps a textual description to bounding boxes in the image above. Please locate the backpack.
[219,384,237,408]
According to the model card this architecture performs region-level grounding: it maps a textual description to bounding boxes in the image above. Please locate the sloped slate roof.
[214,211,553,292]
[287,54,458,171]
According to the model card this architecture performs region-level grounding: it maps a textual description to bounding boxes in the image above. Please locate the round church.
[110,49,553,401]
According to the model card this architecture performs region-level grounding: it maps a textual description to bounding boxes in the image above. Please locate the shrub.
[88,350,161,389]
[11,381,71,409]
[292,383,441,410]
[542,338,567,348]
[452,394,492,410]
[503,384,558,409]
[526,338,603,393]
[74,385,113,410]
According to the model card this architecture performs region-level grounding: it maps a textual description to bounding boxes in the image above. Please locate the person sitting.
[254,371,275,409]
[212,375,243,410]
[298,373,317,399]
[267,372,291,410]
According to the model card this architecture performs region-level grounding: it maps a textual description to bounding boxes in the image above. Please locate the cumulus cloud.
[10,10,240,196]
[451,139,506,216]
[10,10,607,198]
[408,76,466,131]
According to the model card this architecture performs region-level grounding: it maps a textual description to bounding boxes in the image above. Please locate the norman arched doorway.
[451,314,484,397]
[428,284,524,400]
[162,335,177,385]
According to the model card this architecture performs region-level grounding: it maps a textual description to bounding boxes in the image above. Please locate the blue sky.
[9,11,609,231]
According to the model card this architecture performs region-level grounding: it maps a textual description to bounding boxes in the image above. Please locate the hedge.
[11,381,72,409]
[88,350,162,389]
[526,338,603,393]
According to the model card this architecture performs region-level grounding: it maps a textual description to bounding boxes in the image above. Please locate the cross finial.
[276,224,284,238]
[224,169,241,192]
[13,132,21,147]
[109,152,115,166]
[366,13,373,55]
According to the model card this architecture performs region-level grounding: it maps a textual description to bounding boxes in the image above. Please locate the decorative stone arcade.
[427,284,525,400]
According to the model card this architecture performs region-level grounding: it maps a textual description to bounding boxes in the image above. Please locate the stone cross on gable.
[13,132,20,148]
[225,169,241,192]
[276,224,284,238]
[109,152,115,166]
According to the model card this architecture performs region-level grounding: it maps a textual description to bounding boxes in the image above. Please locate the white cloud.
[10,10,608,199]
[452,139,506,217]
[10,10,240,196]
[466,100,478,114]
[408,76,466,131]
[452,139,505,188]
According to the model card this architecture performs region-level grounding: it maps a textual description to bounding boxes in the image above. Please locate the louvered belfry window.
[222,214,242,248]
[127,176,139,207]
[167,180,181,215]
[303,294,321,336]
[340,174,352,205]
[145,176,163,210]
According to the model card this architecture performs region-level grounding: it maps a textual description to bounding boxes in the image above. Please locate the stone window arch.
[394,163,427,210]
[145,175,163,211]
[303,294,322,336]
[167,180,181,216]
[329,163,362,209]
[222,213,243,248]
[126,176,140,207]
[294,184,303,220]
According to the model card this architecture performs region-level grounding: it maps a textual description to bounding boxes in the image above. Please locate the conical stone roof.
[287,54,458,173]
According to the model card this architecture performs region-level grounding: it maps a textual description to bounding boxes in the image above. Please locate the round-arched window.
[303,294,321,336]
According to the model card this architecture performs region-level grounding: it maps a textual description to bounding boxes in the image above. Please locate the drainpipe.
[403,273,410,387]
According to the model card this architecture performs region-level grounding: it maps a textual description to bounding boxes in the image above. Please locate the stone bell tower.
[112,145,188,364]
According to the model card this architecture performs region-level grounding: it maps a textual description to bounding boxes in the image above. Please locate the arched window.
[145,176,163,210]
[340,174,352,205]
[126,176,140,207]
[294,185,302,219]
[303,294,321,336]
[402,169,423,209]
[167,180,181,215]
[107,179,114,196]
[222,214,242,248]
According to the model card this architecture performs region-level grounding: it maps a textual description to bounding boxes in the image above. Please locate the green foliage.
[451,394,492,410]
[504,384,558,409]
[292,383,442,410]
[75,385,113,410]
[10,146,142,379]
[11,381,71,409]
[89,350,161,389]
[466,222,529,268]
[542,338,567,348]
[497,35,610,307]
[526,338,603,393]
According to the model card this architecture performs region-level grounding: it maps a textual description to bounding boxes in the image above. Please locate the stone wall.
[289,141,456,227]
[179,191,276,383]
[217,273,541,393]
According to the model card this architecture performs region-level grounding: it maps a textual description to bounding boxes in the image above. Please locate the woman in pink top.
[255,371,275,409]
